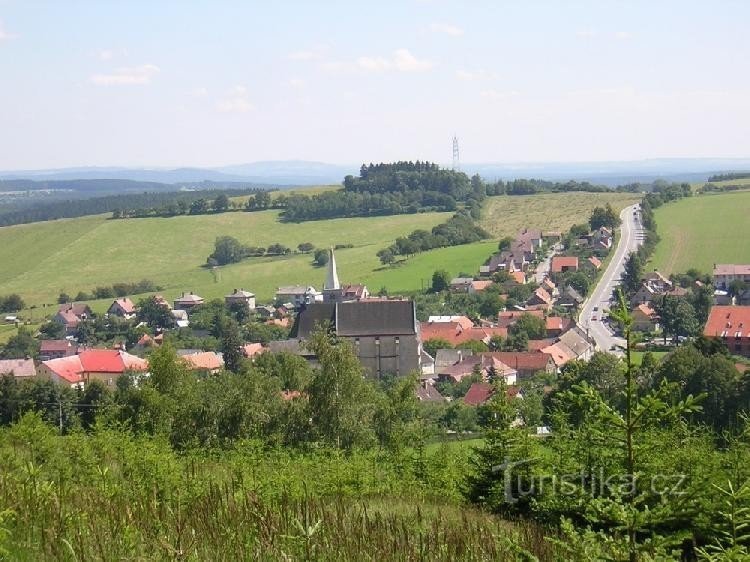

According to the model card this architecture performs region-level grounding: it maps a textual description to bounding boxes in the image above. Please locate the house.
[53,303,92,334]
[415,381,445,403]
[39,339,77,360]
[541,278,557,297]
[225,289,256,311]
[632,303,659,332]
[643,270,673,293]
[107,297,136,319]
[450,277,474,292]
[556,286,584,309]
[434,348,474,370]
[481,251,529,276]
[427,315,475,329]
[171,309,189,328]
[550,256,579,274]
[482,352,556,378]
[39,349,148,388]
[713,264,750,291]
[543,231,563,243]
[497,310,545,327]
[291,299,421,377]
[242,342,266,359]
[545,316,572,338]
[469,280,493,294]
[463,382,521,406]
[527,287,553,309]
[540,342,576,368]
[592,227,613,251]
[341,284,370,301]
[438,355,517,385]
[180,351,224,374]
[0,358,37,379]
[630,283,657,307]
[276,286,322,308]
[703,305,750,358]
[584,256,602,272]
[557,326,596,360]
[173,292,204,311]
[509,271,527,284]
[255,305,276,319]
[517,228,543,250]
[420,321,507,348]
[133,333,163,353]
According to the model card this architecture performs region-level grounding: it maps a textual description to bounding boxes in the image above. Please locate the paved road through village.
[579,204,645,353]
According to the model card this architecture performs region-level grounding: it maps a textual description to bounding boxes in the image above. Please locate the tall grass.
[0,414,558,561]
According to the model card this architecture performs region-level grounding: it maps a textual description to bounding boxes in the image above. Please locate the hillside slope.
[651,190,750,275]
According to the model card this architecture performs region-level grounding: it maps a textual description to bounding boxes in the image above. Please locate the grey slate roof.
[292,300,417,339]
[335,300,416,337]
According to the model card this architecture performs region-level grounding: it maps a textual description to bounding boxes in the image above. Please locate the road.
[579,204,645,353]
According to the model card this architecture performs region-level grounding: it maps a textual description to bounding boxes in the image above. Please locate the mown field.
[480,191,641,238]
[651,190,750,275]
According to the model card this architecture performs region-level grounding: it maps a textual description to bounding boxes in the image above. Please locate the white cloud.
[0,21,17,42]
[189,87,208,98]
[575,30,597,38]
[288,78,306,88]
[429,22,464,36]
[98,49,114,61]
[614,31,632,40]
[287,50,319,61]
[357,49,435,72]
[216,86,254,113]
[456,68,496,81]
[357,55,391,72]
[89,64,160,86]
[480,89,520,100]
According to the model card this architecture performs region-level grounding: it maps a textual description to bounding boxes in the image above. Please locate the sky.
[0,0,749,169]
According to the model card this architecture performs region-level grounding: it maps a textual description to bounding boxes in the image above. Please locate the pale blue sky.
[0,0,748,169]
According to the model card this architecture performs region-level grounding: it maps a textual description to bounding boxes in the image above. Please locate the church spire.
[324,247,340,290]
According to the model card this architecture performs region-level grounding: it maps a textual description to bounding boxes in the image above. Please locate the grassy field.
[480,192,640,238]
[0,191,643,321]
[651,190,750,275]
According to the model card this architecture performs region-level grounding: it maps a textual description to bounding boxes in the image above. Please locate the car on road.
[591,315,598,321]
[593,306,599,312]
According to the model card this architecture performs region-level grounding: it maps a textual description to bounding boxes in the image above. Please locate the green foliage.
[431,269,451,292]
[312,247,329,266]
[509,313,547,340]
[0,294,24,313]
[589,203,621,230]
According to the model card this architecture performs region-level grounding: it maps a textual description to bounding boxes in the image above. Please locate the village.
[3,212,747,416]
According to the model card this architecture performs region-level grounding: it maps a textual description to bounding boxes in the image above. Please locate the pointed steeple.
[324,247,340,290]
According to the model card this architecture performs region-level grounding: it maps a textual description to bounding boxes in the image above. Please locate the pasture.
[650,190,750,275]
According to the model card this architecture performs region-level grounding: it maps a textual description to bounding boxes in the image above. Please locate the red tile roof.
[471,280,493,292]
[181,351,224,371]
[43,356,84,383]
[110,297,136,314]
[464,383,495,406]
[510,271,526,284]
[588,256,602,269]
[482,351,554,372]
[40,339,74,352]
[704,306,750,339]
[497,310,544,328]
[550,256,579,273]
[420,322,508,347]
[242,343,265,358]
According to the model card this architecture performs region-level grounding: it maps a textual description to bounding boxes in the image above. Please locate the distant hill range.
[1,158,750,187]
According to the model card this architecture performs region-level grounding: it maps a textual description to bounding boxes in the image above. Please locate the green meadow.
[0,190,643,320]
[651,190,750,275]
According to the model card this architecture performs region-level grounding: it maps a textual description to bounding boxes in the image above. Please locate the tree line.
[0,187,262,227]
[376,213,489,265]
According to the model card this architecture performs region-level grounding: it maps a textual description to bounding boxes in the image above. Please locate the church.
[290,249,422,377]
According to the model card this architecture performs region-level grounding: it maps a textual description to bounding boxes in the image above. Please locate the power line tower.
[452,135,460,171]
